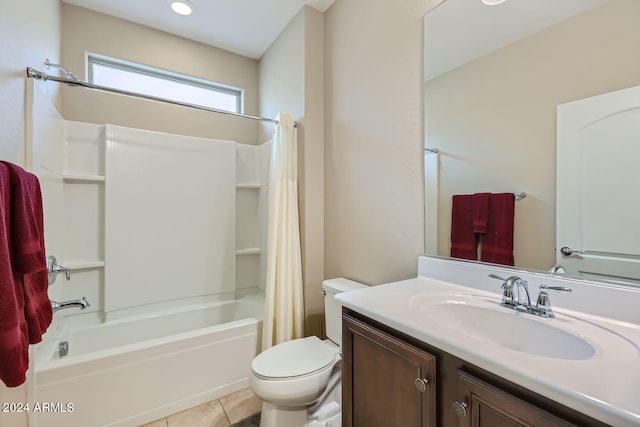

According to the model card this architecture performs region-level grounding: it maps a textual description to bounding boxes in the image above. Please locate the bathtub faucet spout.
[51,296,90,313]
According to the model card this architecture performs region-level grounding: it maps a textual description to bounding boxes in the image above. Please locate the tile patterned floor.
[140,388,262,427]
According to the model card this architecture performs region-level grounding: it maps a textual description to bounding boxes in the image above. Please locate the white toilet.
[250,278,366,427]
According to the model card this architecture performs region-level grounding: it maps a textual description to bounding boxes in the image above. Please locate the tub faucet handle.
[47,255,71,285]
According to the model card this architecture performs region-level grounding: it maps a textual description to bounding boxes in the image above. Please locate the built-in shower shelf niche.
[65,120,106,177]
[235,142,271,293]
[62,174,105,182]
[236,248,261,255]
[61,120,105,269]
[26,114,107,316]
[58,121,106,315]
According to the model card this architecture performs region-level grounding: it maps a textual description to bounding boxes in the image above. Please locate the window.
[87,54,242,113]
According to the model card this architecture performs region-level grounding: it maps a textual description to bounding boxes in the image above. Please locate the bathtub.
[32,295,263,427]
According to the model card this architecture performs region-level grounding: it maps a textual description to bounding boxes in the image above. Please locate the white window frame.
[87,53,244,113]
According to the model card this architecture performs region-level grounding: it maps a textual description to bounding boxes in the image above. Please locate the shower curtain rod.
[26,67,290,126]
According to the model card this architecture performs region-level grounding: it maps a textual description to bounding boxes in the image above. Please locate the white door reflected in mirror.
[557,84,640,285]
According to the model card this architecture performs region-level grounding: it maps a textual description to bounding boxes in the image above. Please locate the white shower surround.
[104,124,236,316]
[28,81,270,318]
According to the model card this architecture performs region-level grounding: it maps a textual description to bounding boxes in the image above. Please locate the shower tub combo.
[25,77,274,427]
[34,295,263,427]
[26,103,271,427]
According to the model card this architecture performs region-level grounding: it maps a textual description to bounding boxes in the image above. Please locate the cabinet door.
[343,314,436,427]
[456,370,577,427]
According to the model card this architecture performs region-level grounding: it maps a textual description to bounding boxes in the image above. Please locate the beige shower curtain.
[262,112,305,350]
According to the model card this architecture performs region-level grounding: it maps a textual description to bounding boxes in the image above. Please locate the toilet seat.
[252,336,339,380]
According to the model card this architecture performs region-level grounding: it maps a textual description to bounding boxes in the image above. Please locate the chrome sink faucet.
[488,274,572,318]
[489,274,531,310]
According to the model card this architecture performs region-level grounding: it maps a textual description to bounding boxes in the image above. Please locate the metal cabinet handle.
[453,401,468,417]
[414,378,429,392]
[560,246,583,256]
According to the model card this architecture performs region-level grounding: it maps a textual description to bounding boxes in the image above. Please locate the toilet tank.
[323,278,367,347]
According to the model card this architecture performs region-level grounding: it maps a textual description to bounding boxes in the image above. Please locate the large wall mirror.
[423,0,640,283]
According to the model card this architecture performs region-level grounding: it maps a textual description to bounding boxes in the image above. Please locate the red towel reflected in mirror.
[450,192,515,266]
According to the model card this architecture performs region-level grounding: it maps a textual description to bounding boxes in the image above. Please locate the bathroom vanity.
[343,310,605,426]
[338,256,640,427]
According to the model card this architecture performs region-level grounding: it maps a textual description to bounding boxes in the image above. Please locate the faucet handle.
[47,255,72,285]
[488,274,512,292]
[539,284,572,293]
[535,284,572,318]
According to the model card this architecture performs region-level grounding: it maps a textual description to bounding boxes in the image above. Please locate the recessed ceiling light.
[482,0,508,5]
[169,0,195,16]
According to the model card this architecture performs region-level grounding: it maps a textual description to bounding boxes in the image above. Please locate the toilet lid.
[252,336,338,379]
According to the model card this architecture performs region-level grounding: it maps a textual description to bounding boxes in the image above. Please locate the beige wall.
[299,8,325,336]
[258,9,305,140]
[0,0,61,420]
[61,4,260,144]
[324,0,436,285]
[259,7,325,337]
[425,0,640,271]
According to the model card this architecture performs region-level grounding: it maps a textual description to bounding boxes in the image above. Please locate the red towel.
[2,162,52,345]
[450,195,478,260]
[480,193,515,266]
[472,193,490,234]
[0,163,30,387]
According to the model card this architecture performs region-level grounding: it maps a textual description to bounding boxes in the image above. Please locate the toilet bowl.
[250,278,366,427]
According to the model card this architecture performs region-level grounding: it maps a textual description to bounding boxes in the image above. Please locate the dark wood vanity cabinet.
[342,310,609,427]
[342,312,436,427]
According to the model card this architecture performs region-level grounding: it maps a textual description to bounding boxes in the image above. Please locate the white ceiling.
[424,0,609,81]
[62,0,335,60]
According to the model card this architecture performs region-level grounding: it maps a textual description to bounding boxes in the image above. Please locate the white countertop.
[336,258,640,427]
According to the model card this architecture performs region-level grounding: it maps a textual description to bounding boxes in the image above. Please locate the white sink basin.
[410,293,637,361]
